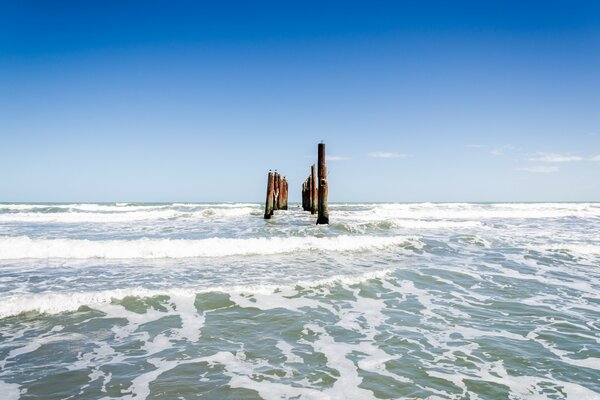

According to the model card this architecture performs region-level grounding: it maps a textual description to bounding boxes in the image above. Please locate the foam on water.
[0,207,257,223]
[0,268,395,318]
[0,203,599,399]
[0,235,418,259]
[0,381,21,400]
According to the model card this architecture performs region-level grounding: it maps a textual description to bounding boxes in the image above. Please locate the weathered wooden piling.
[279,175,284,208]
[308,174,313,214]
[274,172,281,210]
[305,179,310,211]
[310,164,318,214]
[264,170,274,219]
[279,174,283,209]
[282,177,288,210]
[302,180,308,211]
[261,143,329,222]
[301,181,304,210]
[317,143,329,224]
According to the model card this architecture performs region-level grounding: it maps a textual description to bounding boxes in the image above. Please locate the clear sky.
[1,1,599,202]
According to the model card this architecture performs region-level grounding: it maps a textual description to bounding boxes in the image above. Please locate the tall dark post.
[317,143,329,224]
[311,164,318,214]
[264,171,274,219]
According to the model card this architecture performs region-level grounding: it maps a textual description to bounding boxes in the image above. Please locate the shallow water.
[0,202,599,399]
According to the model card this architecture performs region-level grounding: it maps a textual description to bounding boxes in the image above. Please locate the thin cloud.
[328,155,351,161]
[489,145,514,156]
[303,155,350,161]
[368,152,407,159]
[518,166,559,173]
[591,155,600,161]
[529,152,582,162]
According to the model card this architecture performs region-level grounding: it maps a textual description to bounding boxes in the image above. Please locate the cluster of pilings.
[301,165,318,214]
[302,143,329,224]
[264,170,288,219]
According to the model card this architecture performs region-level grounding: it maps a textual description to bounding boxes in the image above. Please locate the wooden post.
[278,173,283,210]
[309,174,313,212]
[317,143,329,224]
[274,172,280,210]
[308,176,312,212]
[302,180,307,211]
[311,164,317,214]
[278,174,283,209]
[281,177,288,210]
[303,180,309,211]
[301,181,305,210]
[264,171,274,219]
[271,178,276,216]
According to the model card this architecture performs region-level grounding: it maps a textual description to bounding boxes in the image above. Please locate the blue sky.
[1,1,599,202]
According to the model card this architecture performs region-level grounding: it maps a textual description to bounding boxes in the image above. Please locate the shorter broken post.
[317,143,329,224]
[264,170,274,219]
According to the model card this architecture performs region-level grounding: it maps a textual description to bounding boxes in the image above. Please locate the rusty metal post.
[317,143,329,224]
[310,164,318,214]
[264,170,274,219]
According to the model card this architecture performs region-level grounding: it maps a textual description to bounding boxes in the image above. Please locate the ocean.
[0,202,598,399]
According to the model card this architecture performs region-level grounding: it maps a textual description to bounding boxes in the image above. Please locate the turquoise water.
[0,203,599,399]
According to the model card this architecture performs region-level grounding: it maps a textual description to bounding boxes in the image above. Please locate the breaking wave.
[0,268,394,318]
[0,235,420,260]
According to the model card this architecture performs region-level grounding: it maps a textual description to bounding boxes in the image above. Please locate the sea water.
[0,202,598,399]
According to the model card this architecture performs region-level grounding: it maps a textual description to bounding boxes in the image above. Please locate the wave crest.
[0,235,419,260]
[0,268,395,318]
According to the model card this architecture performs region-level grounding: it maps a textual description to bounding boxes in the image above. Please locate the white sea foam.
[332,202,600,220]
[0,235,417,260]
[528,243,600,258]
[0,207,257,223]
[0,381,20,400]
[2,202,599,399]
[2,203,599,225]
[0,210,183,223]
[0,268,394,318]
[0,203,256,211]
